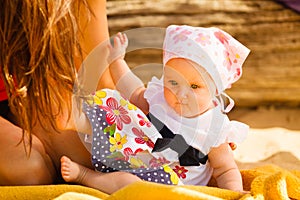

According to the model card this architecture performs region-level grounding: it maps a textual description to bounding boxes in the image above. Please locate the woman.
[0,0,139,190]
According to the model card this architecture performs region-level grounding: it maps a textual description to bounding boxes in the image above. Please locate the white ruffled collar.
[144,77,231,154]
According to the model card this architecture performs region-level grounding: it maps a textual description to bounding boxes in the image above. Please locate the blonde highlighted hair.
[0,0,90,153]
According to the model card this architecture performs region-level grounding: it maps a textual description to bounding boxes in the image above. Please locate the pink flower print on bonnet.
[163,25,250,113]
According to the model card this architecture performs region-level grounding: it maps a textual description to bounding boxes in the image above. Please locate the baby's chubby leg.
[60,156,141,194]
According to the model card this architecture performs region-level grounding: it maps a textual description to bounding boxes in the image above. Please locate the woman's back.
[0,0,111,185]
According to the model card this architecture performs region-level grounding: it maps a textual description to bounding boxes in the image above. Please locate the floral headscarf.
[163,25,250,112]
[163,25,250,95]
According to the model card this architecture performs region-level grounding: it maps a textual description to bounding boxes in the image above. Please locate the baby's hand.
[107,32,128,64]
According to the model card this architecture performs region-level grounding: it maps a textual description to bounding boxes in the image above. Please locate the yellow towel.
[1,165,299,200]
[0,184,108,200]
[105,165,300,200]
[107,182,243,200]
[54,192,103,200]
[242,165,300,199]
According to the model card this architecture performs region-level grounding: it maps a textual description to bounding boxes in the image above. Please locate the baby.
[61,25,250,193]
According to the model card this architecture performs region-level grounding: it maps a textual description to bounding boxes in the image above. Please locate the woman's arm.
[76,0,114,90]
[57,0,112,133]
[208,143,243,192]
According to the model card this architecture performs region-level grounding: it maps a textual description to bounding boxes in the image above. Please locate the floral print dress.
[82,89,180,185]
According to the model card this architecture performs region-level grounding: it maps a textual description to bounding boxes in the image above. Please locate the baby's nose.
[176,88,188,101]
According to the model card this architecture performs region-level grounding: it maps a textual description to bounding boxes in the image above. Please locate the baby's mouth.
[176,102,188,106]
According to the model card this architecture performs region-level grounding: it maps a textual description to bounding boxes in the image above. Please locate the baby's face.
[163,58,214,118]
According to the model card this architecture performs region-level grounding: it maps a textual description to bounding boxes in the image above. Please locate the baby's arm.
[108,33,149,114]
[208,143,243,192]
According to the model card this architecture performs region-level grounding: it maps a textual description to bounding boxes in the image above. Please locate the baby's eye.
[168,80,178,86]
[191,84,200,89]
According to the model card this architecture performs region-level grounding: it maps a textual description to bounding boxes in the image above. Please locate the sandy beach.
[229,107,300,170]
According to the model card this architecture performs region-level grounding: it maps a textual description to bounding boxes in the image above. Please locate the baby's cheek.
[164,88,177,105]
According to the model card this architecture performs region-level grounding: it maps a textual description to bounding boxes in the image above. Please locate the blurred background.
[106,0,300,131]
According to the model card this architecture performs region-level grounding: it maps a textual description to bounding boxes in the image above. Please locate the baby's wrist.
[109,57,126,68]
